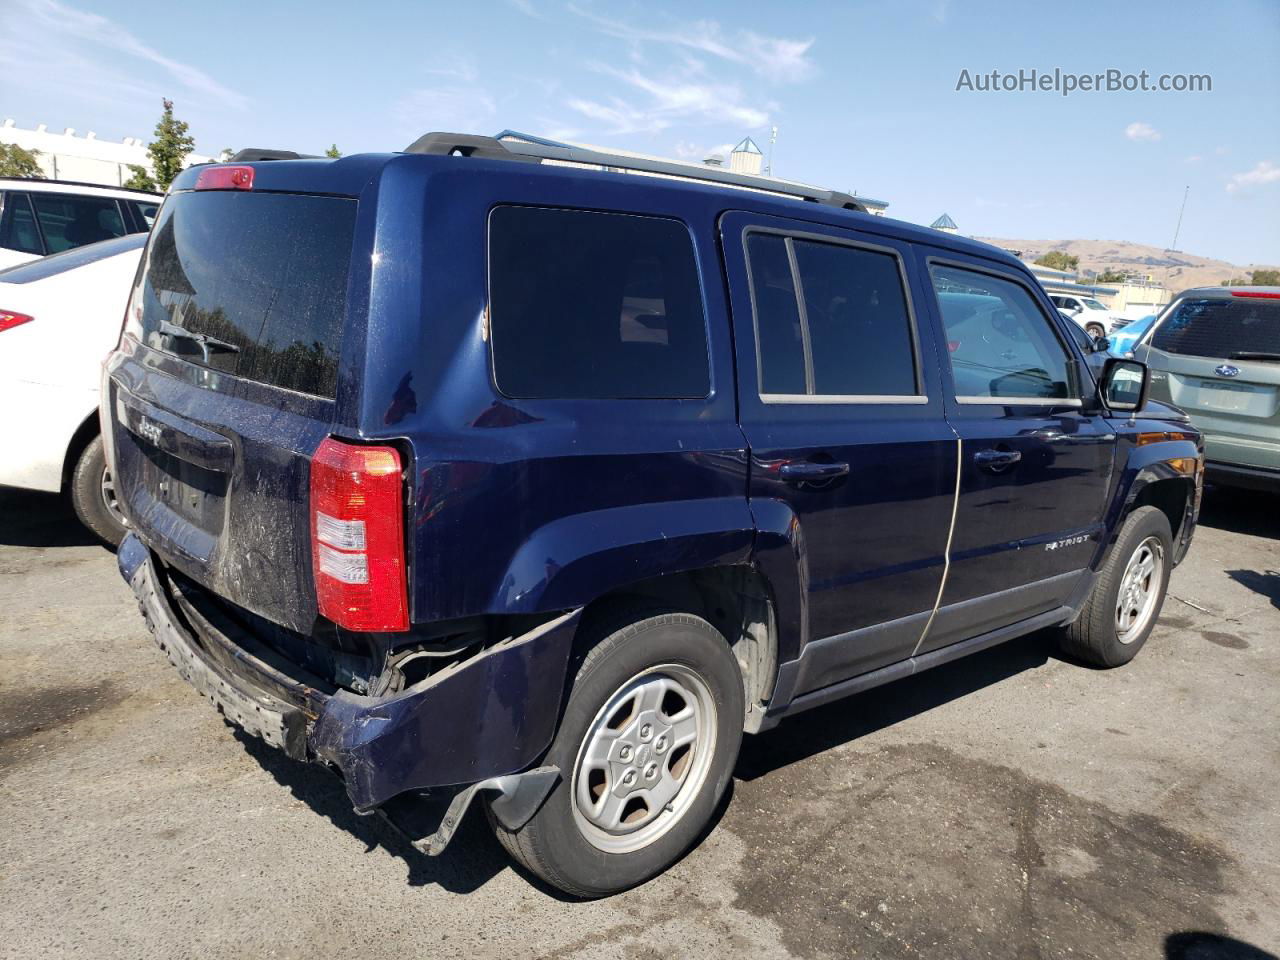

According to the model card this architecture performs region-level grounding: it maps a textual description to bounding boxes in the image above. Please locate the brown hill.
[974,237,1278,291]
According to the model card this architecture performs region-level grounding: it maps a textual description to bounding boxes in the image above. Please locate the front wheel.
[69,435,128,547]
[1058,506,1173,667]
[489,610,744,897]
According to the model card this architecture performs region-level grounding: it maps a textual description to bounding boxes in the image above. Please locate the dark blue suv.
[103,134,1202,896]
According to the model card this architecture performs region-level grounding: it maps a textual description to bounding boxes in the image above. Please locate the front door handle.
[974,448,1022,472]
[779,460,850,482]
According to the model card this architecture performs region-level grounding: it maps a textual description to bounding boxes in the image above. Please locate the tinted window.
[746,234,806,393]
[746,233,917,397]
[129,199,160,228]
[794,240,916,395]
[0,233,144,283]
[1149,297,1280,358]
[0,192,43,255]
[932,266,1074,400]
[31,194,127,253]
[137,191,356,398]
[489,206,709,399]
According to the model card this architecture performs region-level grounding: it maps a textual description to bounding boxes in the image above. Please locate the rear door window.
[31,194,127,253]
[128,199,160,229]
[488,206,710,399]
[745,232,919,398]
[137,191,357,398]
[1149,296,1280,359]
[0,192,43,255]
[931,264,1075,401]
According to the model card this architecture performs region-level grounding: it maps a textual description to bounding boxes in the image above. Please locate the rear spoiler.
[228,148,320,162]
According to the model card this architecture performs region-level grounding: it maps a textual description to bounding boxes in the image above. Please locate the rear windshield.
[136,191,356,398]
[0,233,145,284]
[1149,296,1280,359]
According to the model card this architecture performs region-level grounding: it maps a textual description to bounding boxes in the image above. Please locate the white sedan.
[0,233,145,544]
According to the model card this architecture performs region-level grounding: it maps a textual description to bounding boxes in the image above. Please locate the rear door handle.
[974,448,1022,472]
[779,460,850,482]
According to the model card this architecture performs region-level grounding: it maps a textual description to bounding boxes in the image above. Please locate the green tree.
[1034,251,1080,272]
[123,164,157,191]
[1249,268,1280,286]
[0,143,45,178]
[1095,269,1127,284]
[145,98,196,189]
[325,143,342,158]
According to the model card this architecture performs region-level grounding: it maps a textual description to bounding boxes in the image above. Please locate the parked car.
[0,233,145,543]
[1109,314,1156,357]
[103,136,1203,897]
[1137,287,1280,492]
[1049,293,1125,339]
[0,178,160,269]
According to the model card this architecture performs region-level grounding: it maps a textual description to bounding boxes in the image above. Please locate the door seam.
[912,434,962,657]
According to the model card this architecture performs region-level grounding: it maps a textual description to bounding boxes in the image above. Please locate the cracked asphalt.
[1,484,1277,959]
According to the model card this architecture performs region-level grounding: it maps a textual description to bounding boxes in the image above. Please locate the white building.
[1,119,217,186]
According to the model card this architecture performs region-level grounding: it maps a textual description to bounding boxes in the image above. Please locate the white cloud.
[394,88,495,136]
[1185,155,1203,164]
[674,141,735,161]
[507,0,539,18]
[0,0,246,110]
[932,0,951,23]
[1124,121,1162,142]
[1227,160,1280,193]
[566,64,771,135]
[568,6,815,83]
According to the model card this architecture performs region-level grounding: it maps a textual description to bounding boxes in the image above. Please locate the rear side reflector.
[310,437,409,632]
[0,310,34,333]
[194,165,254,191]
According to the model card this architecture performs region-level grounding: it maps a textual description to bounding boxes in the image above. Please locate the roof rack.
[227,148,319,162]
[402,132,868,213]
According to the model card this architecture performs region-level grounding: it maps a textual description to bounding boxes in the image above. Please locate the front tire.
[69,435,128,547]
[489,610,744,897]
[1058,506,1173,667]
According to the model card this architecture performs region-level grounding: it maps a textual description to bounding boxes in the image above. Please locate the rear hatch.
[104,179,358,633]
[1142,293,1280,471]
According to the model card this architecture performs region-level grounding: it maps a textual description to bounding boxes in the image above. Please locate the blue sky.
[3,0,1277,263]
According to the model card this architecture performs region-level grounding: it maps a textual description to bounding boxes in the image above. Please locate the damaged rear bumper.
[119,533,577,840]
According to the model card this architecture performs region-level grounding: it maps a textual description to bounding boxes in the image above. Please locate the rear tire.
[489,610,744,898]
[1058,506,1172,667]
[69,435,128,547]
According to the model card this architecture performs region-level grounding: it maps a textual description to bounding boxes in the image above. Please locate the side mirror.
[1100,357,1149,412]
[1091,336,1111,353]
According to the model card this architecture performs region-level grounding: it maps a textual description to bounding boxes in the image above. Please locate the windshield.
[134,191,356,398]
[1148,296,1280,359]
[1082,299,1107,310]
[0,233,145,284]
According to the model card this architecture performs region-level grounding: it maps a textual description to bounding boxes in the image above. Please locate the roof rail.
[402,131,868,213]
[227,148,319,162]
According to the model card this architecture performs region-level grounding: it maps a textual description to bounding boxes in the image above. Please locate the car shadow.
[1198,486,1280,540]
[0,486,100,548]
[1165,931,1278,959]
[1225,569,1280,612]
[231,729,509,894]
[735,628,1057,782]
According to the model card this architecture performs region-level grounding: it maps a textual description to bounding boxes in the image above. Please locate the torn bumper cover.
[118,533,577,838]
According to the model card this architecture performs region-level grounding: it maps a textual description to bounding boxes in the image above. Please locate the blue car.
[103,134,1203,896]
[1108,314,1157,356]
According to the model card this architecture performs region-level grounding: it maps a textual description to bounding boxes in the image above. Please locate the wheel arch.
[60,410,102,495]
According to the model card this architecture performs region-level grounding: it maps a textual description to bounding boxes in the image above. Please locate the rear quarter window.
[488,206,710,400]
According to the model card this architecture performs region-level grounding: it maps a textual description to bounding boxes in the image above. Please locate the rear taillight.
[194,165,254,191]
[0,310,33,333]
[310,437,409,632]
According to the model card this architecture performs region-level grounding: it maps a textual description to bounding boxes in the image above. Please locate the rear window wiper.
[1228,351,1280,362]
[158,319,241,361]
